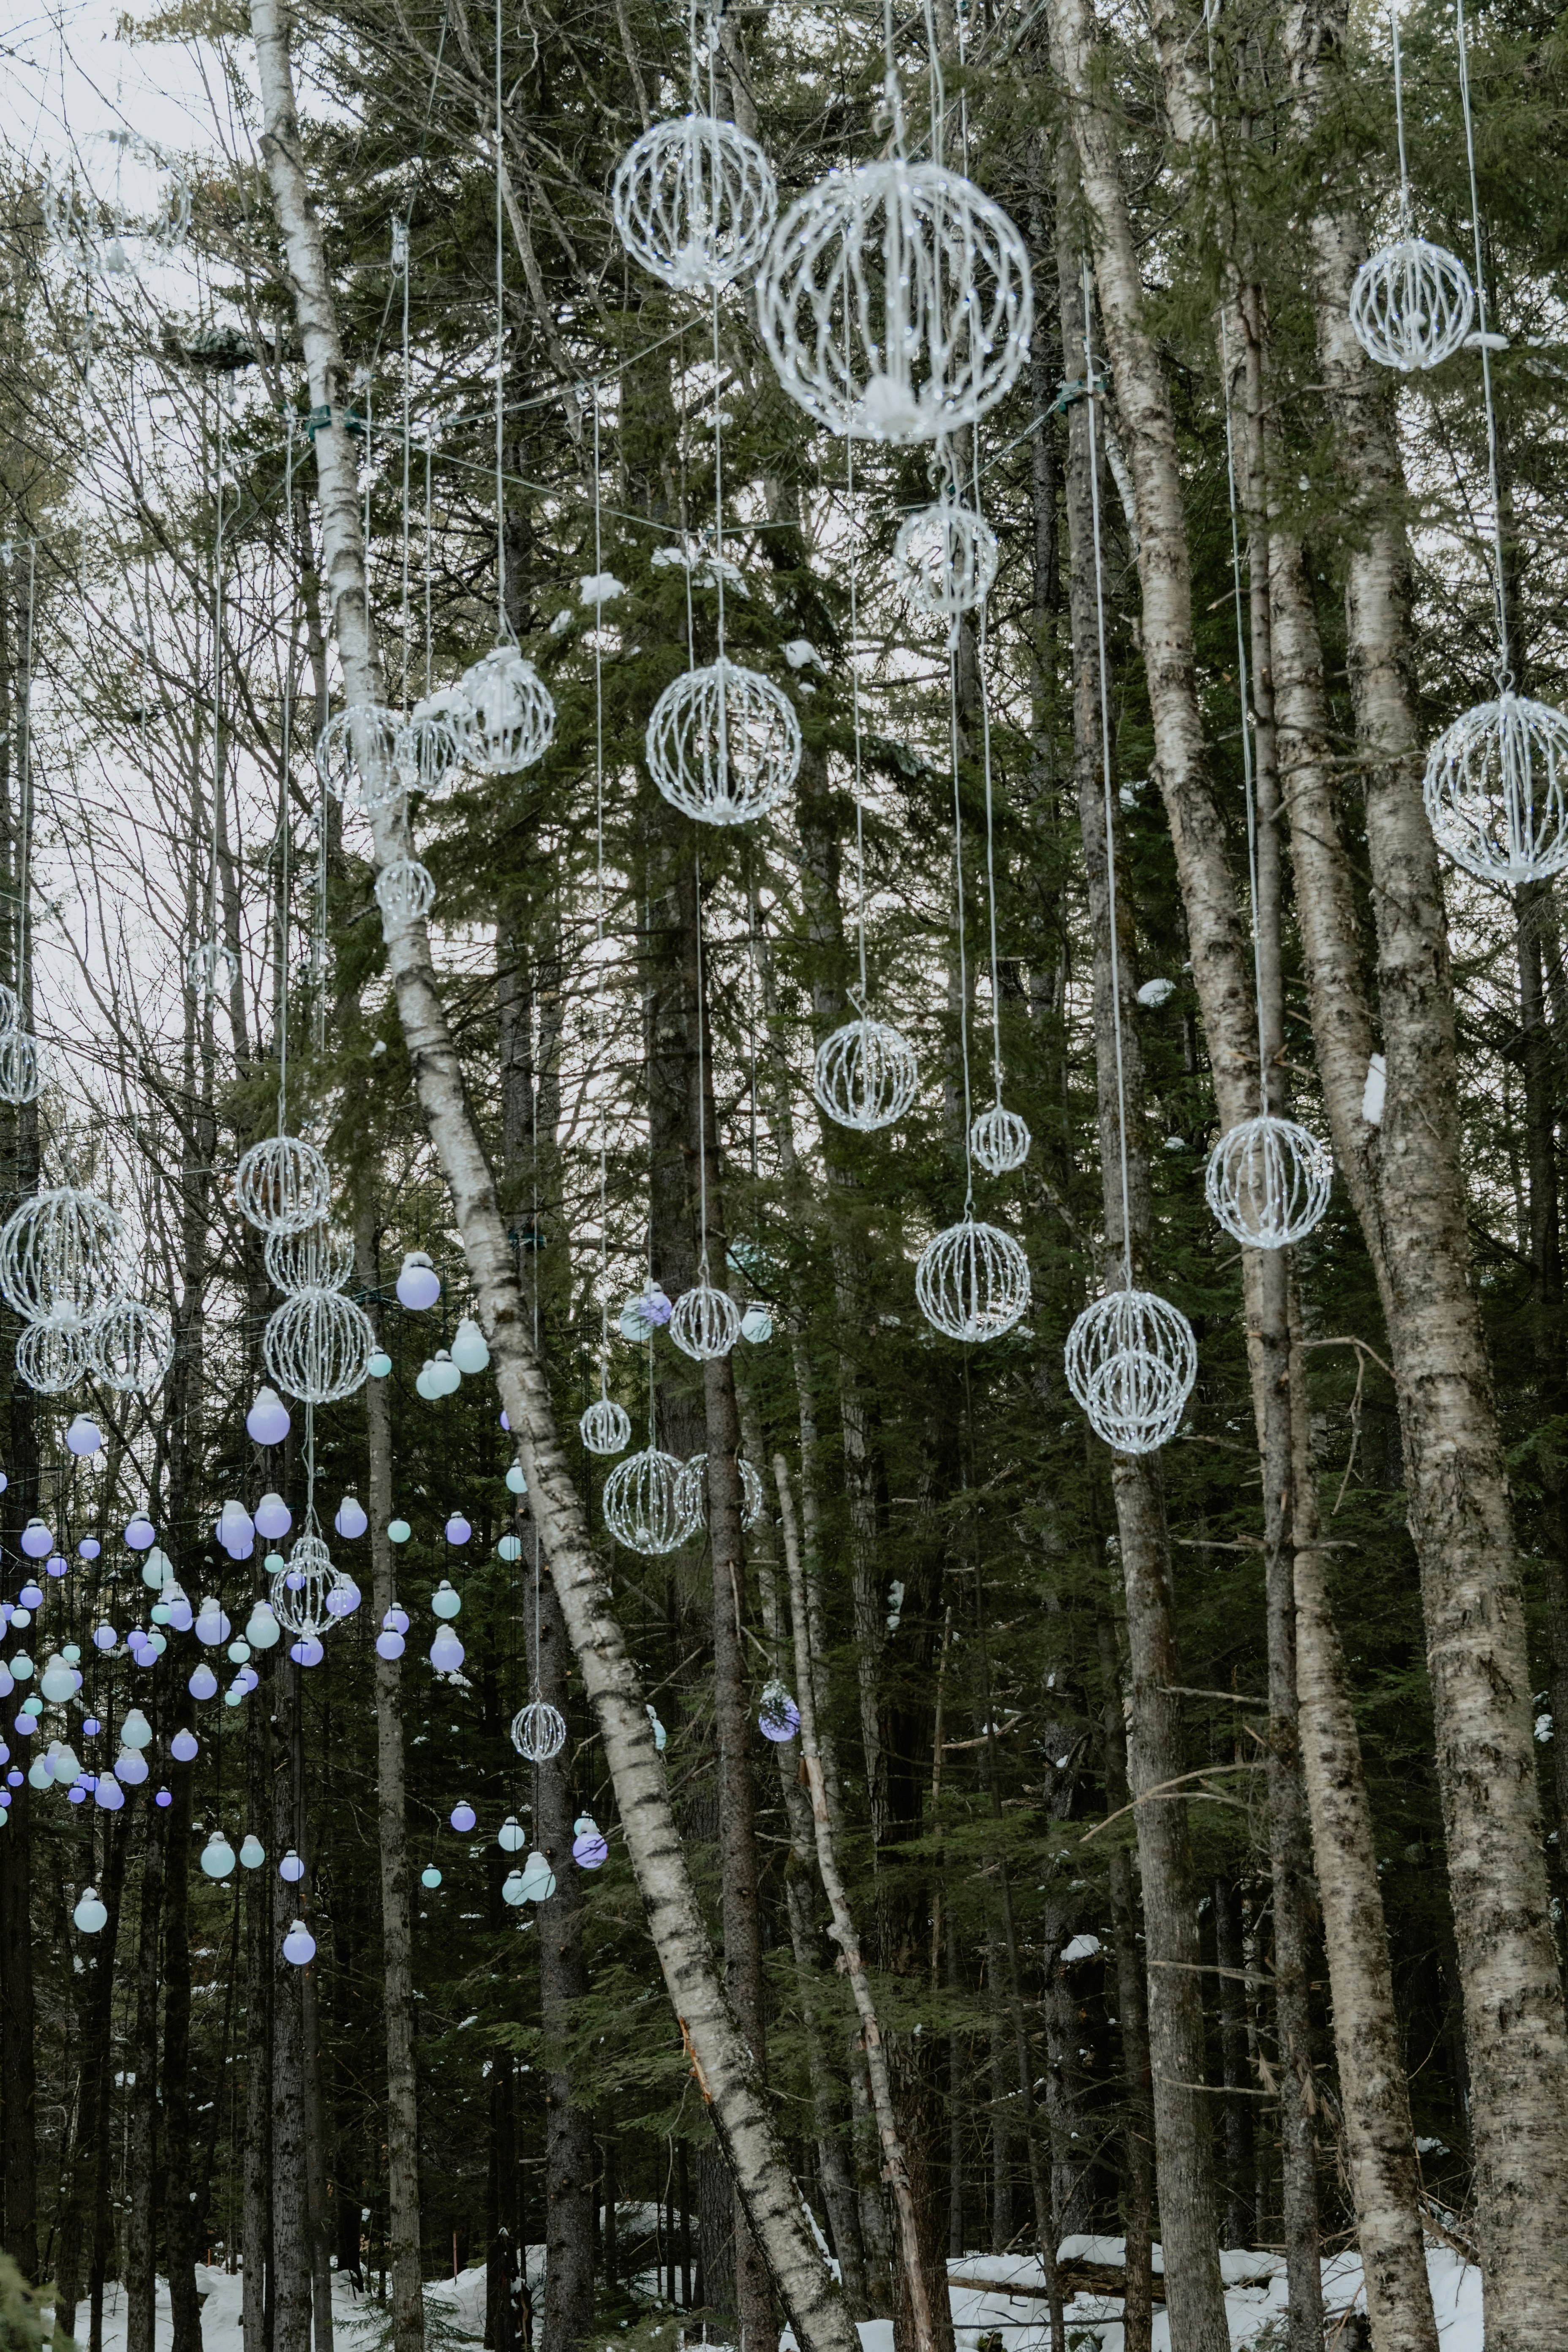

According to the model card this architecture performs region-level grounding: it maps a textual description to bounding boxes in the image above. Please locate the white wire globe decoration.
[88,1300,174,1394]
[669,1280,743,1362]
[970,1105,1031,1175]
[612,114,778,290]
[1065,1288,1198,1455]
[452,648,556,775]
[602,1447,697,1554]
[0,983,18,1036]
[1349,235,1474,374]
[188,939,238,1002]
[375,860,437,925]
[1422,692,1568,885]
[317,702,403,807]
[0,1033,41,1105]
[893,501,999,619]
[265,1223,353,1295]
[43,131,191,278]
[580,1396,632,1456]
[813,1011,919,1132]
[915,1215,1030,1343]
[270,1531,348,1639]
[264,1289,375,1403]
[235,1137,332,1236]
[0,1188,125,1324]
[674,1452,766,1533]
[758,160,1033,444]
[15,1314,91,1395]
[1204,1115,1333,1250]
[395,699,463,797]
[511,1699,567,1764]
[645,658,801,827]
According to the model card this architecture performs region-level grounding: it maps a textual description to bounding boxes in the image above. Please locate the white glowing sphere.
[612,114,777,290]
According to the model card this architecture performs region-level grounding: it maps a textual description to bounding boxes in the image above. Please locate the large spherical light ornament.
[669,1281,743,1363]
[270,1530,348,1639]
[0,1031,41,1106]
[88,1299,174,1394]
[265,1222,354,1296]
[0,981,20,1037]
[395,695,463,798]
[813,1015,919,1133]
[602,1447,693,1554]
[1064,1288,1198,1455]
[1422,692,1568,885]
[970,1105,1031,1176]
[758,160,1033,444]
[645,658,801,827]
[580,1396,632,1456]
[510,1699,567,1764]
[915,1214,1030,1343]
[43,131,191,278]
[1204,1115,1333,1251]
[673,1451,766,1533]
[451,647,556,776]
[235,1136,332,1236]
[893,501,999,620]
[1348,235,1474,374]
[187,938,238,1003]
[316,702,403,808]
[0,1187,125,1324]
[374,860,436,927]
[15,1315,91,1395]
[264,1288,375,1404]
[612,114,778,290]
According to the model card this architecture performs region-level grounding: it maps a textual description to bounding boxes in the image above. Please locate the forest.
[0,0,1565,2347]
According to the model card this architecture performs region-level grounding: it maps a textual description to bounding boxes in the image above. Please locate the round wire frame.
[0,1188,125,1324]
[813,1015,919,1132]
[395,700,463,798]
[317,702,403,806]
[0,1033,42,1106]
[1422,692,1568,885]
[270,1530,348,1639]
[42,131,192,278]
[758,159,1034,444]
[580,1396,632,1456]
[1204,1115,1333,1250]
[15,1314,91,1394]
[511,1699,567,1763]
[89,1300,174,1394]
[970,1105,1031,1176]
[645,658,801,827]
[265,1223,354,1295]
[0,982,19,1036]
[264,1289,376,1404]
[1064,1288,1198,1455]
[374,859,437,926]
[612,114,778,290]
[235,1136,332,1236]
[1348,235,1475,374]
[893,501,1000,620]
[187,939,238,1002]
[452,648,556,775]
[915,1215,1030,1343]
[602,1447,697,1554]
[669,1281,743,1362]
[673,1452,766,1532]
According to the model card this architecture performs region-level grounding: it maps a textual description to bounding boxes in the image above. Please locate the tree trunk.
[55,1816,126,2340]
[1094,1605,1154,2352]
[272,1665,313,2352]
[161,1682,204,2352]
[244,1676,274,2352]
[126,1794,166,2352]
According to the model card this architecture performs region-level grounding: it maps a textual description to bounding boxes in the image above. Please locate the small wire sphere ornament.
[757,160,1034,444]
[264,1289,376,1404]
[612,114,778,290]
[1348,235,1474,374]
[893,501,1000,620]
[813,1008,919,1133]
[1064,1288,1198,1455]
[970,1105,1031,1176]
[452,647,556,776]
[270,1530,347,1639]
[580,1396,632,1456]
[0,1187,125,1324]
[0,982,19,1036]
[395,697,463,797]
[265,1222,354,1296]
[188,938,238,1002]
[673,1452,766,1533]
[317,702,404,807]
[235,1136,332,1236]
[602,1447,698,1554]
[374,859,437,926]
[1204,1115,1334,1251]
[645,657,801,827]
[511,1699,567,1764]
[669,1279,743,1363]
[915,1214,1031,1343]
[15,1314,92,1395]
[0,1032,42,1105]
[88,1299,174,1394]
[1422,691,1568,885]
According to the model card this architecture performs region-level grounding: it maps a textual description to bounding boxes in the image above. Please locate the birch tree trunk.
[246,15,853,2349]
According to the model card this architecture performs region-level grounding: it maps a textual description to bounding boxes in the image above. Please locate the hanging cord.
[494,0,510,643]
[1391,11,1413,223]
[844,346,870,1003]
[207,392,227,953]
[947,632,975,1211]
[18,544,34,1009]
[1216,309,1272,1114]
[423,428,435,699]
[277,411,296,1137]
[694,853,713,1278]
[1082,256,1135,1291]
[592,396,613,1402]
[397,218,412,710]
[1456,0,1511,691]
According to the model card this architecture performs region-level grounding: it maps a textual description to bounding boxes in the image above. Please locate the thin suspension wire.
[592,396,612,1402]
[495,0,509,641]
[1456,0,1510,689]
[844,343,869,1000]
[18,544,34,1006]
[208,393,227,947]
[694,853,712,1271]
[957,71,1005,1113]
[1392,11,1412,219]
[947,630,975,1210]
[1216,308,1272,1109]
[397,218,412,711]
[423,428,435,699]
[278,412,296,1137]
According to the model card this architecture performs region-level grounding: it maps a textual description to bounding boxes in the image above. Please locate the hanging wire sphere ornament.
[813,1006,919,1133]
[602,1447,698,1554]
[970,1105,1031,1176]
[757,159,1033,444]
[510,1699,567,1764]
[452,647,556,776]
[1065,1287,1198,1455]
[235,1136,332,1236]
[1422,691,1568,885]
[15,1314,91,1395]
[265,1222,354,1296]
[915,1214,1031,1343]
[612,113,778,290]
[0,1032,41,1105]
[42,131,192,278]
[645,657,801,828]
[893,500,1000,620]
[0,1188,125,1324]
[0,981,21,1037]
[88,1299,174,1394]
[580,1396,632,1456]
[1348,234,1475,374]
[669,1279,743,1362]
[673,1452,766,1533]
[264,1289,376,1404]
[270,1530,348,1639]
[374,859,437,926]
[395,696,463,797]
[187,938,238,1003]
[316,701,404,808]
[1204,1114,1334,1251]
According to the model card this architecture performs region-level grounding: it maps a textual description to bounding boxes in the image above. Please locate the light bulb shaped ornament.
[511,1699,567,1763]
[740,1304,772,1344]
[279,1848,305,1883]
[893,499,1000,619]
[1064,1287,1198,1456]
[1204,1115,1333,1250]
[813,1008,919,1132]
[669,1279,743,1363]
[74,1886,108,1934]
[116,1748,149,1786]
[240,1834,265,1869]
[334,1495,368,1540]
[201,1829,236,1878]
[432,1579,463,1616]
[282,1920,316,1967]
[245,1603,283,1650]
[613,113,777,289]
[88,1300,174,1394]
[450,1800,476,1834]
[645,659,801,827]
[397,1252,441,1310]
[758,1679,800,1742]
[169,1729,199,1764]
[969,1105,1031,1176]
[517,1849,556,1903]
[421,1865,442,1889]
[256,1493,292,1540]
[915,1214,1031,1343]
[247,1386,292,1446]
[579,1396,632,1456]
[502,1869,526,1906]
[430,1624,465,1674]
[65,1412,102,1455]
[96,1775,126,1812]
[450,1317,490,1375]
[498,1814,526,1854]
[1349,235,1474,374]
[602,1448,693,1555]
[121,1707,153,1750]
[452,646,556,775]
[1423,691,1568,884]
[235,1138,331,1237]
